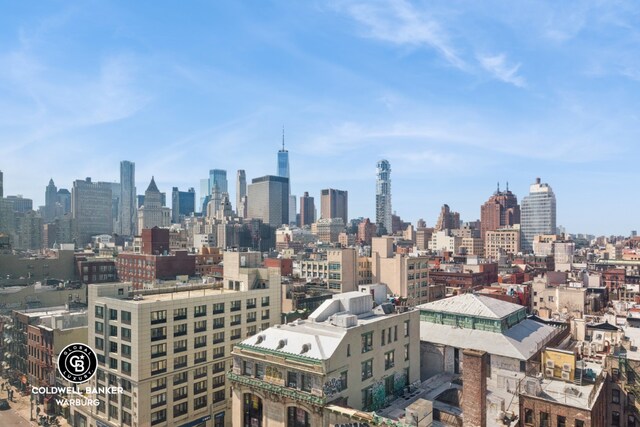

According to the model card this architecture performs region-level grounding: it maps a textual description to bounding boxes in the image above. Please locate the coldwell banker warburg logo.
[57,343,98,383]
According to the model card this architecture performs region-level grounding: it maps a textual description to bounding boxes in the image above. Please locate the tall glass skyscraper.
[521,177,557,253]
[277,132,289,179]
[119,160,136,236]
[376,159,392,234]
[209,169,228,194]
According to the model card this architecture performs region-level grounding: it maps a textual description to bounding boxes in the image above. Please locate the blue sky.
[1,1,639,236]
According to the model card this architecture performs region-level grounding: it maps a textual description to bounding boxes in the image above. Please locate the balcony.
[227,372,326,406]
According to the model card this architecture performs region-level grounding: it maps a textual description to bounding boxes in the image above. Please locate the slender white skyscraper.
[376,159,392,234]
[521,177,557,253]
[119,160,136,236]
[236,170,246,214]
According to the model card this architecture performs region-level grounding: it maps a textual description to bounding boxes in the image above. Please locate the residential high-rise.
[521,177,557,253]
[209,169,228,194]
[137,177,171,231]
[119,160,136,237]
[320,188,348,225]
[236,169,246,214]
[376,159,392,235]
[171,187,195,223]
[435,204,460,231]
[247,175,289,227]
[72,178,113,246]
[480,183,520,239]
[299,191,315,226]
[44,178,58,222]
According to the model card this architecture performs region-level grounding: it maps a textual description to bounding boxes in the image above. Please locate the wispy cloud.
[342,0,466,69]
[477,53,526,87]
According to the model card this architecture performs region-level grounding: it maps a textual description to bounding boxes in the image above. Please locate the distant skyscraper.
[320,188,348,225]
[199,178,209,213]
[209,169,228,194]
[137,177,171,231]
[277,128,289,179]
[236,170,246,214]
[109,182,121,234]
[0,170,3,198]
[72,178,113,245]
[171,187,196,223]
[376,159,392,234]
[45,178,58,222]
[435,204,461,231]
[119,160,136,236]
[521,177,557,253]
[5,195,33,213]
[57,189,71,216]
[299,191,315,226]
[247,175,289,227]
[480,182,520,239]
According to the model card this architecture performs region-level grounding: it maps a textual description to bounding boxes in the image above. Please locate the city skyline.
[1,1,640,235]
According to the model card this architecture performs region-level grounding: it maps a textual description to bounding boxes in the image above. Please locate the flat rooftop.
[520,375,604,410]
[98,286,243,304]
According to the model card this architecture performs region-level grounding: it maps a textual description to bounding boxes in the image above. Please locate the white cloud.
[477,53,526,87]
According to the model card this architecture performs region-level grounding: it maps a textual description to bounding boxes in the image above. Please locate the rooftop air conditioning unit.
[545,368,554,377]
[562,363,572,372]
[546,360,555,369]
[561,371,571,381]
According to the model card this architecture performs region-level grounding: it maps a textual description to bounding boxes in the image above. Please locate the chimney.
[535,177,541,184]
[462,349,487,427]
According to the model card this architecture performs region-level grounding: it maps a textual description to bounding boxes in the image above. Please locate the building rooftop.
[520,374,605,410]
[417,293,523,320]
[420,318,559,360]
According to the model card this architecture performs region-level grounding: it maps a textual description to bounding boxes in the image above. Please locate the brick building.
[115,251,195,288]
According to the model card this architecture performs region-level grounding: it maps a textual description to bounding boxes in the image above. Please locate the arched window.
[287,407,310,427]
[243,394,262,427]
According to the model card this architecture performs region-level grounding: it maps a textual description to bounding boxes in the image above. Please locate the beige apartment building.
[72,251,281,427]
[484,226,521,260]
[297,248,357,292]
[228,291,420,427]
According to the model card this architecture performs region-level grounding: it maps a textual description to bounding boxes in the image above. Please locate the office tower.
[435,204,460,231]
[137,177,171,231]
[247,175,289,227]
[320,188,348,225]
[376,159,392,235]
[57,189,71,216]
[209,169,228,194]
[199,178,209,213]
[288,194,296,226]
[299,191,315,226]
[236,170,246,214]
[0,170,3,198]
[119,160,136,237]
[5,195,33,213]
[480,182,520,239]
[72,178,113,246]
[109,182,121,235]
[171,187,196,223]
[277,129,289,179]
[521,177,557,253]
[76,251,282,427]
[44,178,58,222]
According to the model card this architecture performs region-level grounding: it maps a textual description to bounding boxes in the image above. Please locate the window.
[524,408,533,425]
[213,331,225,344]
[362,386,373,410]
[243,361,254,376]
[382,329,386,346]
[151,310,167,324]
[95,337,104,351]
[213,302,224,314]
[194,320,207,333]
[121,327,131,342]
[121,311,131,324]
[246,298,257,309]
[213,390,225,403]
[174,307,187,320]
[122,411,132,426]
[261,296,270,306]
[404,320,410,337]
[557,416,566,427]
[174,323,187,337]
[109,309,118,321]
[613,411,620,427]
[362,332,373,353]
[213,361,225,373]
[362,359,373,380]
[194,305,207,317]
[109,325,118,337]
[231,328,241,340]
[629,416,636,427]
[385,350,395,370]
[394,325,398,341]
[247,312,257,323]
[109,405,118,420]
[110,358,118,369]
[301,373,312,392]
[194,379,207,394]
[196,349,208,363]
[385,375,394,396]
[174,386,188,401]
[150,393,166,409]
[340,371,348,390]
[194,335,207,348]
[151,360,167,375]
[194,366,207,379]
[213,374,225,388]
[151,343,166,358]
[347,344,351,357]
[122,379,132,392]
[174,371,188,385]
[194,395,207,410]
[110,342,118,353]
[151,409,166,425]
[540,412,549,427]
[150,327,166,341]
[95,306,104,318]
[173,402,188,417]
[174,339,187,353]
[213,317,225,329]
[174,355,188,369]
[247,325,257,336]
[121,344,131,359]
[287,407,311,427]
[255,363,264,379]
[231,300,241,311]
[95,321,104,334]
[405,344,410,361]
[613,389,620,403]
[261,309,270,320]
[288,371,298,388]
[575,420,584,427]
[122,394,131,409]
[150,378,166,392]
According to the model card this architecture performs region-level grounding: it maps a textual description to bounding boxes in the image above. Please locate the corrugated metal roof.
[417,294,523,319]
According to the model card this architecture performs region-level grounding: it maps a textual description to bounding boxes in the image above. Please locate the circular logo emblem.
[57,343,98,384]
